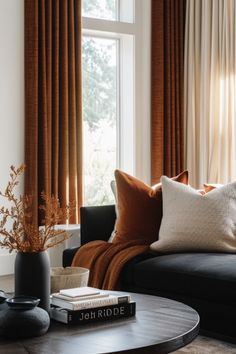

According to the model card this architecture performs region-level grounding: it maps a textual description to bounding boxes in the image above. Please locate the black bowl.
[6,296,40,310]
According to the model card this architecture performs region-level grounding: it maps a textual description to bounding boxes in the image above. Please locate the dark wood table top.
[0,292,199,354]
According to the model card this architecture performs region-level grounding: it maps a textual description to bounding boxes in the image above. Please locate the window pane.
[82,0,118,21]
[82,37,118,206]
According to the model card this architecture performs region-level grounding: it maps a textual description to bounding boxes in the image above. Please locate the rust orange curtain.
[24,0,82,225]
[151,0,186,184]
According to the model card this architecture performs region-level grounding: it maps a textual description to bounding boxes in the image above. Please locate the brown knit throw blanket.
[71,240,150,290]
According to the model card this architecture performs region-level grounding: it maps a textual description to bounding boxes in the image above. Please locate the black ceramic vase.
[14,251,50,312]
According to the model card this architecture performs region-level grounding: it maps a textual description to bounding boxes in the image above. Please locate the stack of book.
[50,287,136,325]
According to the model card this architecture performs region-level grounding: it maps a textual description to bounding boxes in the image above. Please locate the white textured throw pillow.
[150,176,236,253]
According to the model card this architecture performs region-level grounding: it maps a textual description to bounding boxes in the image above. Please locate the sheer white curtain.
[184,0,236,188]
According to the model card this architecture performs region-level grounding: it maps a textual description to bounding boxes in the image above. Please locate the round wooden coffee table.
[0,292,199,354]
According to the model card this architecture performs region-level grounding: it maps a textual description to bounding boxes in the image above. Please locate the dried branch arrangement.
[0,165,74,252]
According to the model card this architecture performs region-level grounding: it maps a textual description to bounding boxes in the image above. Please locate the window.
[82,0,118,21]
[82,0,151,206]
[83,36,117,205]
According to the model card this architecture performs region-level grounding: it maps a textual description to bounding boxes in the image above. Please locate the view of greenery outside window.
[82,0,118,21]
[82,0,137,206]
[82,36,117,206]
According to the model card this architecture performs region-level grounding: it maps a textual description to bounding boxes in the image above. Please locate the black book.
[50,301,136,325]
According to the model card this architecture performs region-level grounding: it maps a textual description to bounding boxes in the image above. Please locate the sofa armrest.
[63,247,80,267]
[62,205,116,266]
[80,205,116,245]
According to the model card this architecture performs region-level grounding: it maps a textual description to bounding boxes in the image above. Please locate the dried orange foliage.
[0,165,74,252]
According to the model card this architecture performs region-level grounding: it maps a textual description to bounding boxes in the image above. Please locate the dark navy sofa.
[63,205,236,341]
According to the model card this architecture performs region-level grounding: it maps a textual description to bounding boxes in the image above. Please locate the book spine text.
[51,301,136,324]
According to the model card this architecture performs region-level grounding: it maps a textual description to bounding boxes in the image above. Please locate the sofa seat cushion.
[122,253,236,305]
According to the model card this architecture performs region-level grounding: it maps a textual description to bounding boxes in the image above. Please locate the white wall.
[0,0,24,275]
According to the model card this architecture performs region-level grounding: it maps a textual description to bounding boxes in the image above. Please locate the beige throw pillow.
[150,176,236,254]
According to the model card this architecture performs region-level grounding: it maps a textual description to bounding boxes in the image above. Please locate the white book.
[51,292,109,302]
[50,294,131,311]
[59,287,100,298]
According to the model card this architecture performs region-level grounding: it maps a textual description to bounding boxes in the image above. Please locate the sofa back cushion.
[150,176,236,253]
[80,205,116,245]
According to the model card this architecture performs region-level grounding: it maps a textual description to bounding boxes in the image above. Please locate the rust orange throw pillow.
[112,170,189,244]
[204,183,223,193]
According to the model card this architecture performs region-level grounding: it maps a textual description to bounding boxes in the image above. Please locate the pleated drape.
[185,0,236,188]
[151,0,186,184]
[24,0,82,225]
